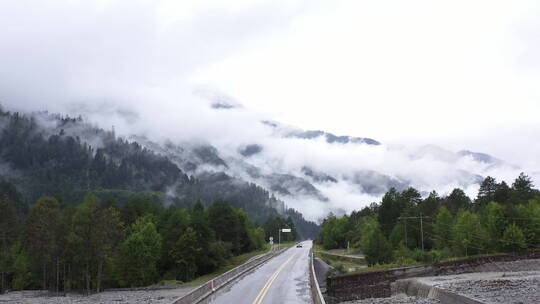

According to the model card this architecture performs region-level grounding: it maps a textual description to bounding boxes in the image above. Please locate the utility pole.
[398,215,429,251]
[420,216,424,252]
[404,220,407,247]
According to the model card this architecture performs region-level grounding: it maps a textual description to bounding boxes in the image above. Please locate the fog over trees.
[0,108,312,293]
[318,173,540,266]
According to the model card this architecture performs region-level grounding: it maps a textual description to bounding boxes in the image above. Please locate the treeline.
[0,180,299,294]
[0,107,319,239]
[318,173,540,266]
[263,216,299,243]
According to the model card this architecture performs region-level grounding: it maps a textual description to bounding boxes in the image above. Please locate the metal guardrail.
[310,249,326,304]
[169,248,283,304]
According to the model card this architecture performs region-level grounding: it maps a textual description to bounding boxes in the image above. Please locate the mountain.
[261,120,380,145]
[0,107,319,238]
[0,102,523,223]
[457,150,515,169]
[128,105,521,220]
[289,130,380,145]
[185,105,523,220]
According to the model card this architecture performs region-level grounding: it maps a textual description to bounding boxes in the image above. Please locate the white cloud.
[0,0,538,220]
[193,0,540,150]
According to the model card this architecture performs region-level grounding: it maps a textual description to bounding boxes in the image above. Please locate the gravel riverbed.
[0,287,195,304]
[435,272,540,304]
[344,258,540,304]
[341,295,440,304]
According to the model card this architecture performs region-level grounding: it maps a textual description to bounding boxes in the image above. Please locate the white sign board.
[269,237,273,241]
[281,228,291,233]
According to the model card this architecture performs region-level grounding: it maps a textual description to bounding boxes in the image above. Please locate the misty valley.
[2,0,540,303]
[1,106,540,304]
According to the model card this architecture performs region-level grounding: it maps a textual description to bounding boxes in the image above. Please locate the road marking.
[251,253,296,304]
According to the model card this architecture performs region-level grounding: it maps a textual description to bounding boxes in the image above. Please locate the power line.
[425,217,540,250]
[407,216,540,251]
[398,215,429,251]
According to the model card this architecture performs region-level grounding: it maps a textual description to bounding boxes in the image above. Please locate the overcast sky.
[1,0,539,173]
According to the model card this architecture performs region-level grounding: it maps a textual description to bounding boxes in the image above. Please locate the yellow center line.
[251,253,296,304]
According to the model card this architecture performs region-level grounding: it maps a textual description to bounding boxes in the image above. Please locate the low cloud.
[0,0,538,221]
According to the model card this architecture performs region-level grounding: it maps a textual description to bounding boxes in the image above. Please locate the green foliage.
[377,188,402,236]
[263,216,299,245]
[207,201,244,255]
[0,110,316,292]
[361,226,393,266]
[393,242,414,265]
[501,223,527,252]
[0,194,21,293]
[12,245,32,290]
[0,110,189,204]
[206,241,232,271]
[317,214,351,249]
[0,109,318,241]
[476,176,497,206]
[171,227,200,282]
[334,262,345,273]
[451,211,486,256]
[0,184,270,292]
[318,172,540,269]
[356,216,379,249]
[514,199,540,247]
[248,227,266,251]
[69,194,124,292]
[427,249,444,263]
[389,222,406,248]
[494,181,511,204]
[158,207,190,276]
[432,206,453,250]
[24,196,63,290]
[481,202,508,251]
[118,216,162,287]
[509,173,536,205]
[444,188,471,214]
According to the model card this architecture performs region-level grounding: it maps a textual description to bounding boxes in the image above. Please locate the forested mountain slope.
[0,107,318,238]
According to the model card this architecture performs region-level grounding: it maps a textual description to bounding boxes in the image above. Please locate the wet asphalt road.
[205,240,313,304]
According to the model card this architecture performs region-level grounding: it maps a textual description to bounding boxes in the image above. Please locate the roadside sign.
[269,236,273,241]
[281,228,291,233]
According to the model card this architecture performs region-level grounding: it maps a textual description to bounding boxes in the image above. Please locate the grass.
[157,241,301,287]
[314,243,520,276]
[314,251,366,274]
[347,252,510,274]
[157,279,184,286]
[312,243,361,255]
[312,243,366,274]
[183,245,272,286]
[170,242,299,287]
[439,252,507,262]
[313,243,326,252]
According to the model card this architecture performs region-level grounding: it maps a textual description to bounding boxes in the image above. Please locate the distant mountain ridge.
[261,120,380,145]
[129,106,517,220]
[457,150,512,168]
[288,129,380,145]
